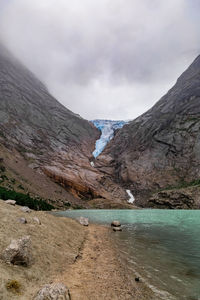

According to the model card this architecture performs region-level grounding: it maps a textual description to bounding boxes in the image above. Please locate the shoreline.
[0,201,159,299]
[57,223,155,300]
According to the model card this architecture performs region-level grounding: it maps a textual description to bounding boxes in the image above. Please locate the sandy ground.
[0,200,86,300]
[0,200,156,299]
[58,224,155,300]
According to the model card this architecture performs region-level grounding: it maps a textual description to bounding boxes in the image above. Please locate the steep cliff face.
[0,43,132,208]
[0,43,98,151]
[0,43,101,207]
[97,55,200,207]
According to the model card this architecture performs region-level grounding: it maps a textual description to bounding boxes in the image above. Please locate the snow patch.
[90,161,95,167]
[126,189,135,203]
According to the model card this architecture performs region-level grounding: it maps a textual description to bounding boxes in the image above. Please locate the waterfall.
[126,189,135,203]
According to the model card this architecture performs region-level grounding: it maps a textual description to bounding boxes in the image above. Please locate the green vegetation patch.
[0,186,54,211]
[164,179,200,191]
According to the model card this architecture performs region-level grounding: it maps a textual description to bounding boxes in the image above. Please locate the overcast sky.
[0,0,200,120]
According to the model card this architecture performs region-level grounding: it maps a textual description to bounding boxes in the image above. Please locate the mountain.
[97,55,200,208]
[0,42,100,208]
[0,43,133,209]
[4,40,200,209]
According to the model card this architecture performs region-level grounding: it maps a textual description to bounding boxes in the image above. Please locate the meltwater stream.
[53,209,200,300]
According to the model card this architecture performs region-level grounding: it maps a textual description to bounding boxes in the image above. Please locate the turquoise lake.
[53,209,200,300]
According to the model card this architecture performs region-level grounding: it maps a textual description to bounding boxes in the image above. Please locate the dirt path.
[58,224,155,300]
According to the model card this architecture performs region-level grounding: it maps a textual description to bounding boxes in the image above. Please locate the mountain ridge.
[97,54,200,208]
[0,42,132,209]
[0,43,101,207]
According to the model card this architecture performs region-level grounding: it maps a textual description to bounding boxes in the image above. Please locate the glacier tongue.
[91,120,128,158]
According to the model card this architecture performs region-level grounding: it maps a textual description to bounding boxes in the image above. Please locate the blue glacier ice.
[91,119,129,158]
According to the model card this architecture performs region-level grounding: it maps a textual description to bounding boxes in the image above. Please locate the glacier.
[91,119,128,158]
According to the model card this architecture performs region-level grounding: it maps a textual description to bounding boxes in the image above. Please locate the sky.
[0,0,200,120]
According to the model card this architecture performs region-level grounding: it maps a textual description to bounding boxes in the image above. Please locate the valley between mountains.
[1,42,200,209]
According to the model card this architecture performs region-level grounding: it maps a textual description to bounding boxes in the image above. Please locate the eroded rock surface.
[5,200,16,205]
[0,43,128,208]
[149,186,200,209]
[97,54,200,208]
[111,220,121,227]
[33,217,41,225]
[34,283,70,300]
[18,217,27,224]
[21,206,31,213]
[78,217,89,226]
[1,235,32,266]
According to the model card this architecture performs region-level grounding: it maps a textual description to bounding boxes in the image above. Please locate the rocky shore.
[0,200,155,299]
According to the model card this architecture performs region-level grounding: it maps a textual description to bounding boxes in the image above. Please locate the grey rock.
[18,217,27,224]
[5,200,16,206]
[149,188,196,209]
[113,227,122,232]
[78,217,89,226]
[34,283,70,300]
[21,206,31,213]
[111,220,121,227]
[1,235,32,266]
[0,42,98,151]
[98,54,200,208]
[33,217,41,225]
[0,42,101,209]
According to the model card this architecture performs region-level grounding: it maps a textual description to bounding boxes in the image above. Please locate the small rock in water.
[33,217,41,225]
[111,220,121,227]
[1,235,32,266]
[18,217,27,224]
[5,200,16,206]
[21,206,31,213]
[78,217,89,226]
[113,227,122,232]
[34,283,70,300]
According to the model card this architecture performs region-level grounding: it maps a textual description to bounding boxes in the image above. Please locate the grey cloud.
[0,0,200,120]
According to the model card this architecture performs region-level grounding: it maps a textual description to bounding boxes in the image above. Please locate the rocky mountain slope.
[3,40,200,209]
[0,42,98,207]
[0,43,132,208]
[97,55,200,208]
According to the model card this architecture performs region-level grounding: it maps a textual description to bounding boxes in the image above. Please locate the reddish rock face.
[42,145,128,205]
[0,43,130,208]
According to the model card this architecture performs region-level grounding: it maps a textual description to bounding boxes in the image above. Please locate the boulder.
[111,220,121,227]
[1,236,32,266]
[18,217,27,224]
[21,206,31,213]
[5,200,16,206]
[34,283,70,300]
[33,217,41,225]
[78,217,89,226]
[112,227,122,232]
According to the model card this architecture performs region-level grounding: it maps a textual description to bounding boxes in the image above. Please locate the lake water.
[53,209,200,300]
